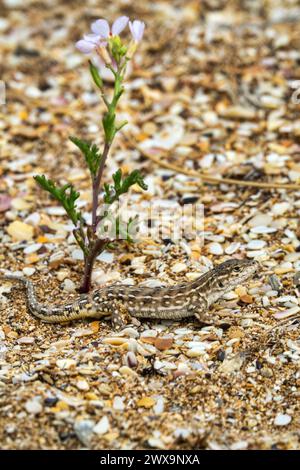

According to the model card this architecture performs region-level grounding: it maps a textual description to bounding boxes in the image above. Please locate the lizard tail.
[1,273,46,317]
[1,274,68,322]
[1,273,92,323]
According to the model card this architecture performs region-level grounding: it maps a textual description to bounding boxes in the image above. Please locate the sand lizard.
[1,259,258,326]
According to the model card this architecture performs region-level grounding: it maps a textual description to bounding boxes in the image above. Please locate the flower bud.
[127,41,137,59]
[96,46,112,65]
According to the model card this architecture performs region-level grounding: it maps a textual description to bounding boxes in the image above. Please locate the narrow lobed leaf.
[69,136,102,177]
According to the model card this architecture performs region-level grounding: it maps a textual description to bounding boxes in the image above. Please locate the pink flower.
[75,34,104,54]
[91,16,129,38]
[129,20,145,42]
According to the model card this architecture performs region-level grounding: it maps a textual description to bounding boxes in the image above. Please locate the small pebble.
[125,351,138,368]
[208,242,223,255]
[171,262,187,273]
[18,336,35,344]
[23,243,42,254]
[71,249,84,261]
[273,306,300,319]
[6,221,34,241]
[62,278,76,292]
[93,416,110,436]
[97,251,114,263]
[74,420,94,447]
[274,414,292,426]
[225,242,240,255]
[25,397,42,415]
[22,267,35,276]
[271,202,290,216]
[76,379,90,391]
[250,226,277,234]
[113,396,125,411]
[247,240,266,250]
[249,214,273,227]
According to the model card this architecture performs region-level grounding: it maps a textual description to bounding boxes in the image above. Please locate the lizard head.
[206,258,259,305]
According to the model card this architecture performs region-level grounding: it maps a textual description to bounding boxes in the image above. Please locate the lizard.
[0,258,258,327]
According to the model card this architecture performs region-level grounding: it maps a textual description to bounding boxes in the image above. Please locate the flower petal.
[91,19,110,37]
[129,20,145,42]
[112,16,129,35]
[75,39,97,54]
[83,33,101,44]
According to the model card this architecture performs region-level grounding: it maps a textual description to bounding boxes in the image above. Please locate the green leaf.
[103,169,148,204]
[112,168,122,192]
[121,170,148,193]
[89,61,103,89]
[34,174,81,226]
[69,136,102,177]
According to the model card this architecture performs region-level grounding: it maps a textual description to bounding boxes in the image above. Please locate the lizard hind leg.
[110,300,133,330]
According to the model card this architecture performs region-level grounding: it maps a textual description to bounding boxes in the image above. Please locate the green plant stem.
[91,141,110,233]
[91,67,125,234]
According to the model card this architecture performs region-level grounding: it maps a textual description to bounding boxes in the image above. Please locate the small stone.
[18,336,35,344]
[97,251,114,263]
[72,327,95,338]
[125,351,138,368]
[271,202,290,216]
[113,396,125,411]
[219,354,244,373]
[273,306,300,319]
[274,263,293,275]
[171,262,187,273]
[119,366,138,377]
[56,270,69,281]
[250,226,277,234]
[154,337,174,351]
[71,249,84,261]
[6,221,34,241]
[186,271,202,281]
[119,327,139,338]
[247,240,266,250]
[274,414,292,426]
[76,379,90,391]
[225,243,240,255]
[208,242,223,255]
[23,243,42,254]
[22,267,35,276]
[49,251,65,269]
[103,337,129,346]
[25,253,40,264]
[240,294,253,304]
[186,346,206,357]
[25,397,42,415]
[137,397,155,408]
[93,416,110,436]
[62,279,76,292]
[219,105,256,120]
[11,198,31,211]
[230,441,249,450]
[153,397,164,414]
[74,420,94,447]
[246,249,266,258]
[0,194,11,212]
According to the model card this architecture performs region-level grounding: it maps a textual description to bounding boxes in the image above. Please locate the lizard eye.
[233,266,241,272]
